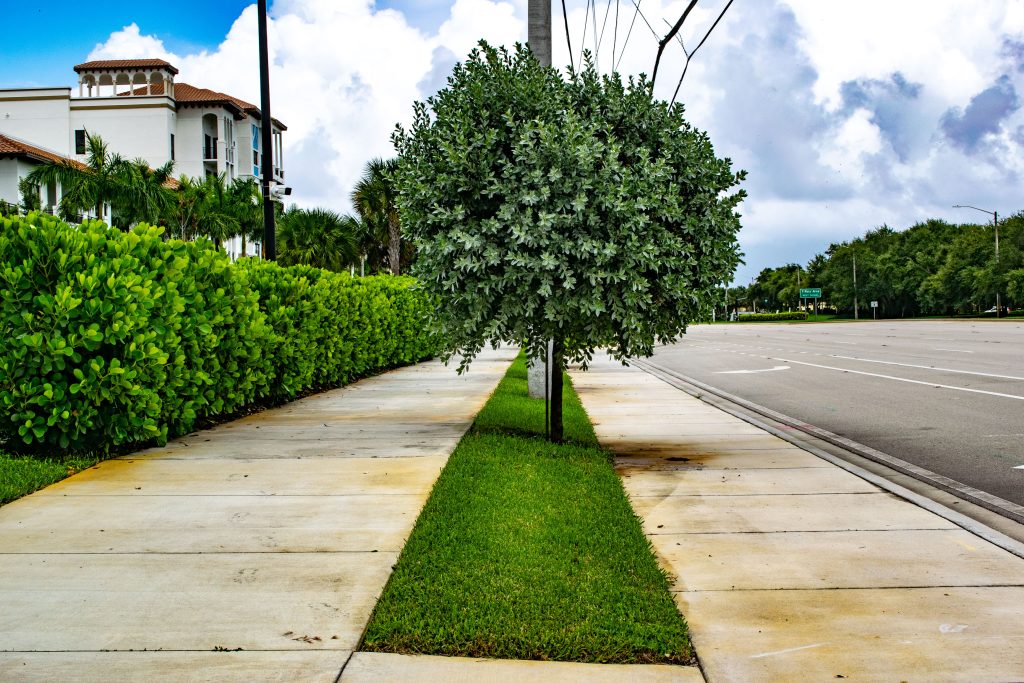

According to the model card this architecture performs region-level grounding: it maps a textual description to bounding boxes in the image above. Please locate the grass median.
[361,353,691,664]
[0,451,99,506]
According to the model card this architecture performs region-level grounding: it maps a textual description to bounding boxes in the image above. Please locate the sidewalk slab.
[340,652,703,682]
[571,354,1024,681]
[631,491,958,534]
[0,348,516,679]
[0,651,348,683]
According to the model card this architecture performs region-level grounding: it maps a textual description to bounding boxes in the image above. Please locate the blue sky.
[2,1,1023,284]
[0,2,254,87]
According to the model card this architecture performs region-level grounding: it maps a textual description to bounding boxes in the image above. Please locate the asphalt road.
[650,320,1024,507]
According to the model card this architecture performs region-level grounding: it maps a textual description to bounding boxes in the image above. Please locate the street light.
[952,205,1000,317]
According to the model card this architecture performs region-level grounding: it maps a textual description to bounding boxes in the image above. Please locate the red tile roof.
[118,82,287,130]
[0,134,87,169]
[74,59,179,75]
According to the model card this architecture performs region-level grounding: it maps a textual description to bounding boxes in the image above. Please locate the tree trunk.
[388,216,401,275]
[241,233,247,257]
[549,337,564,443]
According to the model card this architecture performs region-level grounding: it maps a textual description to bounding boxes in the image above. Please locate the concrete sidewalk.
[572,355,1024,681]
[0,348,516,682]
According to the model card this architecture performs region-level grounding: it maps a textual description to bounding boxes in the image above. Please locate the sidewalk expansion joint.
[648,527,955,535]
[674,583,1024,593]
[628,492,879,498]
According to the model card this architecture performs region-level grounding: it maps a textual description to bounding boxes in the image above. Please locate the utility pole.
[995,210,1000,318]
[853,253,858,320]
[528,0,552,67]
[257,0,276,260]
[526,0,553,430]
[953,204,1001,318]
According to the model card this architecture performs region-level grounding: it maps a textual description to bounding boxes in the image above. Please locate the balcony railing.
[203,138,218,161]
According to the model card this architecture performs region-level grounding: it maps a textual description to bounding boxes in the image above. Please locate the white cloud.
[86,0,1024,283]
[88,1,523,210]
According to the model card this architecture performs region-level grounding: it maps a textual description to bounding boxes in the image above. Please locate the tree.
[277,207,358,272]
[111,158,176,229]
[167,174,239,245]
[18,177,41,214]
[26,132,135,222]
[227,177,263,257]
[352,158,402,275]
[394,43,745,441]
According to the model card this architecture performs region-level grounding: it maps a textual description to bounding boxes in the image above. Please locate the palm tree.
[26,132,135,223]
[112,158,176,229]
[226,177,263,257]
[352,157,401,275]
[167,174,239,244]
[278,207,358,272]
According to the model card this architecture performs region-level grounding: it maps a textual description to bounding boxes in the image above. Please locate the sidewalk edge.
[630,358,1024,561]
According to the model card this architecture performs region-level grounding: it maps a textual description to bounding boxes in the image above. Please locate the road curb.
[630,357,1024,560]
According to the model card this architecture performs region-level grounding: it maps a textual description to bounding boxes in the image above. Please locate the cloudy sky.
[3,1,1023,283]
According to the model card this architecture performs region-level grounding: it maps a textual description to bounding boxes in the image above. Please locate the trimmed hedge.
[734,311,808,322]
[0,212,439,453]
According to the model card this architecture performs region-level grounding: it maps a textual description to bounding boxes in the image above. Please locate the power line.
[612,0,620,72]
[651,0,698,89]
[596,0,615,70]
[579,0,590,71]
[562,0,574,71]
[669,0,734,107]
[615,0,643,71]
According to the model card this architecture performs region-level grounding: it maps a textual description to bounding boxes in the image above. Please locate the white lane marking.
[940,624,969,633]
[716,365,791,374]
[934,348,974,353]
[835,341,856,345]
[830,355,1024,382]
[750,643,827,659]
[1014,465,1024,470]
[777,357,1024,401]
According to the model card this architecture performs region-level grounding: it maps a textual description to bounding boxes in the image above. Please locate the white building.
[0,59,287,257]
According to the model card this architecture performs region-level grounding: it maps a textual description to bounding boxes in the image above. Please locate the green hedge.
[734,311,808,322]
[0,212,439,453]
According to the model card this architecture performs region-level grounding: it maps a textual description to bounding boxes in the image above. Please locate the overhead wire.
[596,0,615,71]
[651,0,698,89]
[562,0,575,71]
[669,0,734,108]
[614,0,643,71]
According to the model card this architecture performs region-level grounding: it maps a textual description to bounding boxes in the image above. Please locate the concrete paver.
[0,348,516,680]
[340,652,704,682]
[572,355,1024,681]
[0,651,349,683]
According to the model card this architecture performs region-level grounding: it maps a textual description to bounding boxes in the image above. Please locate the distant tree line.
[727,214,1024,317]
[11,132,406,276]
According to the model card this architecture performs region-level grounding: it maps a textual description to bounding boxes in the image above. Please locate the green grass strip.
[0,451,100,506]
[361,353,691,664]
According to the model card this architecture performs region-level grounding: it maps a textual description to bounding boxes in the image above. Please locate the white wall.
[174,109,205,179]
[69,96,175,169]
[0,89,72,155]
[0,158,21,206]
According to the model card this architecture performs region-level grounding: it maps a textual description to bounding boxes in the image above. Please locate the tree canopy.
[741,214,1023,318]
[394,42,745,369]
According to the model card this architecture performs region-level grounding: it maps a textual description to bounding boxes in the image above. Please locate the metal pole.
[995,210,1000,318]
[853,253,858,320]
[257,0,276,260]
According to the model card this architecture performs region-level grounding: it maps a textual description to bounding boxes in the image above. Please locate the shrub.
[734,311,808,322]
[0,212,439,453]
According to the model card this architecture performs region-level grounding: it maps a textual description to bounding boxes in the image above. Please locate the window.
[170,134,175,161]
[74,130,86,155]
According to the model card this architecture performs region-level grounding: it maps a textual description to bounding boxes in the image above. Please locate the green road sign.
[800,288,822,298]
